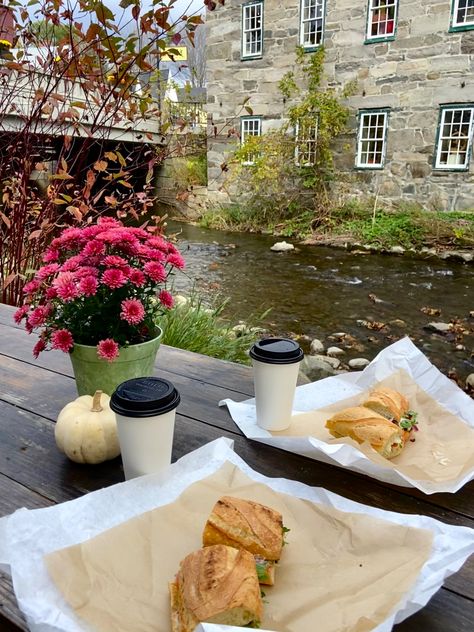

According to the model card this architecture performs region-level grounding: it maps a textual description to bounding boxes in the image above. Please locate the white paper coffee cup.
[110,377,181,480]
[250,338,304,431]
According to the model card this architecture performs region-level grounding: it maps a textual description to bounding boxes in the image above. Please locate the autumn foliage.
[0,0,220,306]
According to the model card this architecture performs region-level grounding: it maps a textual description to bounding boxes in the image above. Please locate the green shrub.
[171,154,207,188]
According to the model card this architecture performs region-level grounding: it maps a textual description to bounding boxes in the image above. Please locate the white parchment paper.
[0,437,473,632]
[219,338,474,493]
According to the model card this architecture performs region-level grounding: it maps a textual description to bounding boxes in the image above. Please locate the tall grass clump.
[161,294,266,364]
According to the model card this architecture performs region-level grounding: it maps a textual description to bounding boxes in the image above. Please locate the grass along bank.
[199,201,474,254]
[160,293,265,365]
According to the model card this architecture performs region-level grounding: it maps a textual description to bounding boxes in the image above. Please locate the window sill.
[449,24,474,33]
[364,35,396,44]
[300,44,323,53]
[240,54,263,61]
[355,164,385,170]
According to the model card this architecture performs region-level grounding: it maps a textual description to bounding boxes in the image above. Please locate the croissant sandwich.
[169,544,262,632]
[202,496,284,585]
[325,406,407,459]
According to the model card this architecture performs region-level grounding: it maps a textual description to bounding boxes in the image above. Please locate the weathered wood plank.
[0,573,28,632]
[393,588,474,631]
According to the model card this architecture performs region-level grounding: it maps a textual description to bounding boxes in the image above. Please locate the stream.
[167,220,473,385]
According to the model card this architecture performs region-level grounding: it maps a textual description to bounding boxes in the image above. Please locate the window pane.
[456,0,474,25]
[369,0,397,38]
[243,3,263,57]
[437,107,473,168]
[358,111,387,166]
[301,0,325,47]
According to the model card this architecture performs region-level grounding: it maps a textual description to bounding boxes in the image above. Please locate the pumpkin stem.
[91,390,103,412]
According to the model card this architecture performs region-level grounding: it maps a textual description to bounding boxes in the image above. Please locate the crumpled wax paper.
[219,338,474,493]
[0,438,473,632]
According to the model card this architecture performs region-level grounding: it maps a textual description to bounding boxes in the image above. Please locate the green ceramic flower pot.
[69,329,163,396]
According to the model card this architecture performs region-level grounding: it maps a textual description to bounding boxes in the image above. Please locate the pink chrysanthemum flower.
[97,216,120,227]
[144,261,166,282]
[166,253,185,269]
[36,263,60,281]
[33,338,47,358]
[23,280,40,295]
[61,255,85,272]
[53,272,78,302]
[75,266,99,278]
[51,329,74,352]
[128,269,146,287]
[82,240,106,257]
[14,305,29,324]
[46,287,58,300]
[146,236,169,251]
[140,246,166,262]
[42,248,60,263]
[28,306,49,328]
[120,298,145,325]
[159,290,174,309]
[78,275,98,296]
[102,268,127,289]
[103,255,128,268]
[97,338,120,362]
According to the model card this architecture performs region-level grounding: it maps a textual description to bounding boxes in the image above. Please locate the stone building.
[206,1,474,210]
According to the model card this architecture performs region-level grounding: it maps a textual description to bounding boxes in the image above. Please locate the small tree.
[226,47,355,231]
[0,0,224,306]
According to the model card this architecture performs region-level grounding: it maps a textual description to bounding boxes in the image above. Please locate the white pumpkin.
[55,390,120,464]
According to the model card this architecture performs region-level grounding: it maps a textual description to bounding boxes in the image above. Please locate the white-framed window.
[295,117,318,166]
[299,0,326,49]
[435,106,474,170]
[366,0,398,41]
[451,0,474,29]
[242,1,263,59]
[241,116,262,165]
[356,110,389,168]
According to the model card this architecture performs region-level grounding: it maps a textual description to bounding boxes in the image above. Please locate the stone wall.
[206,0,474,210]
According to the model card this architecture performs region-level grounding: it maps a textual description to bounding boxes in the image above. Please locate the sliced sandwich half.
[202,496,284,585]
[169,544,262,632]
[325,406,406,459]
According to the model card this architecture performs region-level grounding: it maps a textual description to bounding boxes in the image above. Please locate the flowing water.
[167,220,473,384]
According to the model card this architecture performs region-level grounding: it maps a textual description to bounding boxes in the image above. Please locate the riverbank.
[197,202,474,260]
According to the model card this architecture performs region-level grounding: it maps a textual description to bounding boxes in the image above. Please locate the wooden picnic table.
[0,301,473,631]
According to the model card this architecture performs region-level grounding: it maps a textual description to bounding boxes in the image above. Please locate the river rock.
[312,354,341,369]
[329,332,347,340]
[348,358,370,370]
[174,294,188,306]
[299,355,341,381]
[389,246,405,254]
[466,374,474,389]
[270,241,294,252]
[327,346,345,357]
[310,338,325,354]
[424,322,452,334]
[389,319,407,327]
[455,344,465,351]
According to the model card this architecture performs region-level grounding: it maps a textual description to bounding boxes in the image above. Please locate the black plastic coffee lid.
[110,377,181,418]
[249,338,304,365]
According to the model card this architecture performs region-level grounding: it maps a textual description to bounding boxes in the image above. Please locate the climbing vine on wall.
[227,47,356,229]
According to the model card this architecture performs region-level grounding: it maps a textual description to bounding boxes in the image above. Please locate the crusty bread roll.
[325,406,405,459]
[202,496,283,585]
[169,544,262,632]
[362,386,409,423]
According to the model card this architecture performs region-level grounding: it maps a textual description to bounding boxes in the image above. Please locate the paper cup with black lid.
[249,338,304,431]
[110,377,180,480]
